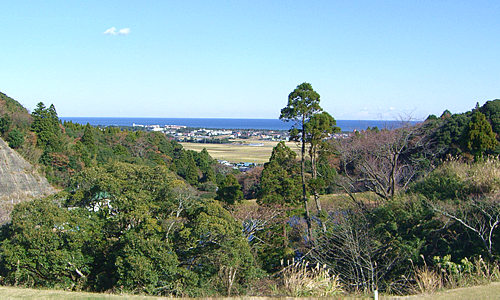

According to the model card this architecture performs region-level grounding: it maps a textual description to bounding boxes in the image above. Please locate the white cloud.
[103,27,117,35]
[103,27,130,36]
[118,28,130,35]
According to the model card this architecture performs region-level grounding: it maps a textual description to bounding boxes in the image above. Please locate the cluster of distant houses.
[219,160,255,172]
[133,123,288,142]
[132,123,352,172]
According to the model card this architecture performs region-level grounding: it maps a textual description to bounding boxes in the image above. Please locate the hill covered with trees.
[0,88,498,297]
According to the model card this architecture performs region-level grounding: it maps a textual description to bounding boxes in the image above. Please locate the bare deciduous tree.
[430,194,500,257]
[310,209,405,293]
[336,122,435,201]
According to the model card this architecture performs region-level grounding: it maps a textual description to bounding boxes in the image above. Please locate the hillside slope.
[0,137,55,224]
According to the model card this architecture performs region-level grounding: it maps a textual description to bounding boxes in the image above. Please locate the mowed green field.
[181,139,300,164]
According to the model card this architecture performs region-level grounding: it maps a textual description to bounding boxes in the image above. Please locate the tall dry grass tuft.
[444,157,500,195]
[279,258,343,297]
[411,257,442,294]
[413,267,442,294]
[471,256,500,284]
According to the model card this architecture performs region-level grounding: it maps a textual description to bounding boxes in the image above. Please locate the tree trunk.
[301,116,312,241]
[311,145,326,232]
[311,146,322,212]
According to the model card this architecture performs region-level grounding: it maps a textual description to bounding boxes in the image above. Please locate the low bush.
[433,255,500,288]
[277,259,343,297]
[410,158,500,200]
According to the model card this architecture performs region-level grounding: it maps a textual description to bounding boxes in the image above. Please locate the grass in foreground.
[0,286,169,300]
[394,281,500,299]
[2,282,500,299]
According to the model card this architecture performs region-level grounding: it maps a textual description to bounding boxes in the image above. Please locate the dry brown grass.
[180,139,300,164]
[0,286,169,299]
[443,157,500,195]
[400,281,500,300]
[278,259,343,297]
[412,266,442,294]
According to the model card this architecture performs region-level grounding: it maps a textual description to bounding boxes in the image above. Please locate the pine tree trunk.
[301,116,312,241]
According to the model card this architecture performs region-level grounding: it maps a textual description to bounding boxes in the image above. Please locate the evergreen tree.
[479,99,500,135]
[81,123,97,156]
[280,82,323,239]
[0,114,11,135]
[31,102,63,151]
[466,111,498,158]
[7,128,24,148]
[305,111,339,214]
[258,141,301,206]
[216,174,243,205]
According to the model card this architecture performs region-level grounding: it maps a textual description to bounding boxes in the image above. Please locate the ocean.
[60,117,419,132]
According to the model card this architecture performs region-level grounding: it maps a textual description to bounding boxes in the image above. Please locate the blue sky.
[1,1,499,120]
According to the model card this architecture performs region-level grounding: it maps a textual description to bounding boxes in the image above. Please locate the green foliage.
[31,102,64,151]
[280,82,322,125]
[433,113,470,156]
[465,111,498,158]
[80,123,97,156]
[369,195,440,270]
[431,255,500,288]
[0,92,29,115]
[411,158,500,200]
[2,95,219,189]
[313,194,463,293]
[315,152,338,194]
[258,142,301,206]
[426,114,438,121]
[174,151,200,186]
[410,166,466,200]
[441,109,452,119]
[0,161,259,296]
[0,114,12,135]
[177,200,258,296]
[305,111,340,145]
[428,101,499,159]
[196,148,216,183]
[7,129,24,148]
[115,230,179,295]
[479,99,500,135]
[216,174,243,205]
[305,112,340,195]
[0,199,94,289]
[112,144,129,156]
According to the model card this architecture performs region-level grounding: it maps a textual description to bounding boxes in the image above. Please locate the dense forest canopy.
[0,90,498,297]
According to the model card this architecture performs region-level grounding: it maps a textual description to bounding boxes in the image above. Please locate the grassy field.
[180,139,300,164]
[1,282,499,299]
[398,281,500,299]
[0,286,168,300]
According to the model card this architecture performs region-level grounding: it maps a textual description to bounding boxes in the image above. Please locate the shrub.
[413,265,442,294]
[7,128,24,148]
[278,259,343,297]
[433,255,500,288]
[410,158,500,200]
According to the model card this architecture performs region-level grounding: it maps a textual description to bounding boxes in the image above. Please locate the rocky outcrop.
[0,138,56,223]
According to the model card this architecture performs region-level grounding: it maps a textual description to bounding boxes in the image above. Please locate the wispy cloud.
[103,27,130,36]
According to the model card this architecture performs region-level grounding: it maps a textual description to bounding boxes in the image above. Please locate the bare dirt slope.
[0,138,56,223]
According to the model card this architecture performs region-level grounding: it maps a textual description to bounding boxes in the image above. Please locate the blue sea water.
[60,117,418,132]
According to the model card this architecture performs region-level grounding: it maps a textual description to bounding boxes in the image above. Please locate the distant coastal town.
[132,123,352,143]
